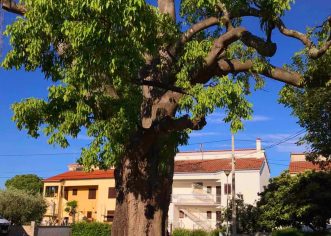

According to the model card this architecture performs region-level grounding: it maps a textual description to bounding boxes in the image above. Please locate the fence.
[8,222,72,236]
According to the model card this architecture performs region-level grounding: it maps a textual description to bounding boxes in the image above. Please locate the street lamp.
[224,170,231,236]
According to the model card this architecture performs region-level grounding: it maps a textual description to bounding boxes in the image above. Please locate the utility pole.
[200,143,204,160]
[231,134,237,235]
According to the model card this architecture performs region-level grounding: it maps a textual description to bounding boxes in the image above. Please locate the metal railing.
[172,194,221,205]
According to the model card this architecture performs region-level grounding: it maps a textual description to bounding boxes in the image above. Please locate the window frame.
[108,187,116,199]
[224,183,231,195]
[179,210,185,219]
[105,210,115,222]
[88,189,97,199]
[207,211,212,220]
[206,186,212,194]
[45,186,59,197]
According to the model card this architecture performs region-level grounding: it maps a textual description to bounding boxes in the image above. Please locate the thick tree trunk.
[111,141,174,236]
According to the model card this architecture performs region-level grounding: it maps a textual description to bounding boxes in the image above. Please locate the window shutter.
[108,187,116,198]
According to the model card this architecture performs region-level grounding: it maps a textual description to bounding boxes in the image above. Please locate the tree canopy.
[280,23,331,164]
[1,0,330,235]
[1,0,329,168]
[5,174,43,195]
[0,188,47,224]
[257,171,331,232]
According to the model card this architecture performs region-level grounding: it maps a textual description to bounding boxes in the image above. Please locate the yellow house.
[43,164,116,224]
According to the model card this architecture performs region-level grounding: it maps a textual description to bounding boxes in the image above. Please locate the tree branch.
[180,17,219,45]
[170,7,263,58]
[153,115,206,133]
[275,16,331,59]
[138,80,188,95]
[216,59,303,86]
[157,0,175,21]
[241,31,277,57]
[1,0,26,15]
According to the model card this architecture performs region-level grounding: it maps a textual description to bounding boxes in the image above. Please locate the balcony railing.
[44,206,59,216]
[172,194,221,205]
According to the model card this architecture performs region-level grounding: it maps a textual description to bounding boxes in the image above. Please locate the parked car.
[0,216,10,235]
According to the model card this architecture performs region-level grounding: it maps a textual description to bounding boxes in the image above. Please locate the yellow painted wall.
[43,178,116,223]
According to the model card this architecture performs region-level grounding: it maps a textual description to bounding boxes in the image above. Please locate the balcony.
[172,194,221,205]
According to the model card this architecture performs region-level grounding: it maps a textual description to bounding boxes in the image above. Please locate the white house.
[168,138,270,231]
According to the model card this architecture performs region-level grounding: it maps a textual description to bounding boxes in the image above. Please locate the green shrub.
[272,228,331,236]
[172,228,223,236]
[72,222,111,236]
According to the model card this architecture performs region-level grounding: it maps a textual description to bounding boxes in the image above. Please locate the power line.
[264,129,305,150]
[0,152,80,157]
[0,130,306,158]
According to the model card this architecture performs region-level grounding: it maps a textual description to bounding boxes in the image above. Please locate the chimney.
[68,163,83,171]
[256,138,262,151]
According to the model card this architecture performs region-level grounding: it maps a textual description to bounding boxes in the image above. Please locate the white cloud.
[275,143,306,153]
[248,115,271,122]
[207,113,271,124]
[189,131,219,137]
[207,112,226,124]
[259,133,306,153]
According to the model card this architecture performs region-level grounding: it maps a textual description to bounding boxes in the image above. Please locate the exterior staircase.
[179,208,213,231]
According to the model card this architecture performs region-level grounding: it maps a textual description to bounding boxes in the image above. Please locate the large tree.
[0,188,47,225]
[257,171,331,232]
[1,0,330,235]
[5,174,43,195]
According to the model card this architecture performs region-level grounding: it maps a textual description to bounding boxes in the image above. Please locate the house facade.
[42,139,270,229]
[289,153,326,175]
[168,139,270,231]
[42,164,116,224]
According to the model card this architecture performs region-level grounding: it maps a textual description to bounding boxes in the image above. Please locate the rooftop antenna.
[200,143,204,160]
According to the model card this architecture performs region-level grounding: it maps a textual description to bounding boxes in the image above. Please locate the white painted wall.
[169,164,270,230]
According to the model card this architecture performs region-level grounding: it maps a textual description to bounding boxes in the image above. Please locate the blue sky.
[0,0,330,188]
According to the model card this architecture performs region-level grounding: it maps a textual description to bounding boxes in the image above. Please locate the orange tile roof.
[175,158,265,173]
[43,169,114,182]
[289,161,323,174]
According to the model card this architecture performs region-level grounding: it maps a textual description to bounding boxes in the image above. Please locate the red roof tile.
[174,158,265,173]
[43,169,114,182]
[289,161,323,174]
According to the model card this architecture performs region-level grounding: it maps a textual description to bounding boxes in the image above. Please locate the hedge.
[172,228,223,236]
[72,222,111,236]
[272,228,331,236]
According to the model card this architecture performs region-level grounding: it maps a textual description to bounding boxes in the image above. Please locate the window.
[88,189,97,199]
[105,210,114,222]
[192,182,203,190]
[45,186,58,197]
[224,184,231,195]
[216,186,221,203]
[87,211,92,219]
[179,210,185,219]
[72,189,78,196]
[206,186,212,194]
[108,187,116,199]
[207,211,212,219]
[64,190,68,200]
[216,211,222,222]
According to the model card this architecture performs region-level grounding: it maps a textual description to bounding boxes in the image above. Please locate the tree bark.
[111,136,174,236]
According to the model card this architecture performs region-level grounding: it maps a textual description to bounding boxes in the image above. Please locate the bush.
[272,228,331,236]
[0,188,47,224]
[72,222,111,236]
[172,228,224,236]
